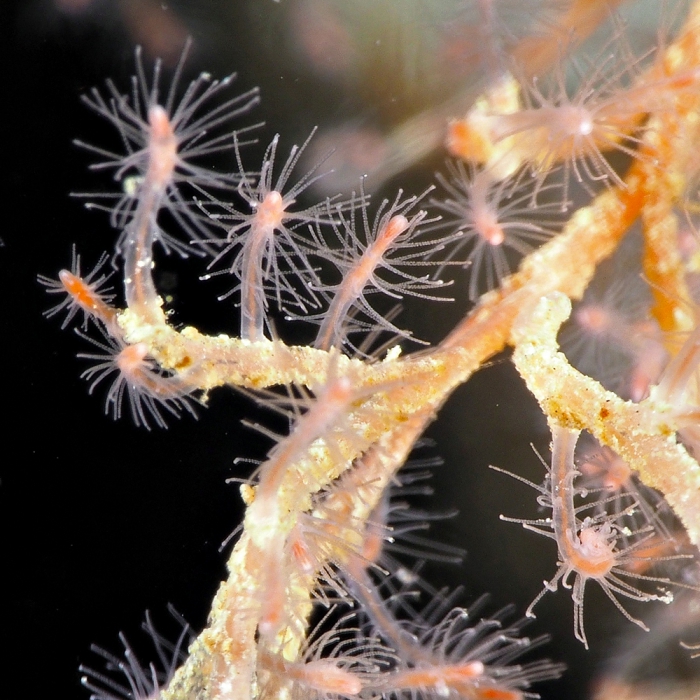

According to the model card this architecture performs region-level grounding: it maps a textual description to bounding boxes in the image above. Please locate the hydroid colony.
[40,1,700,697]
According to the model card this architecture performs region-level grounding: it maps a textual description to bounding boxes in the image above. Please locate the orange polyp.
[58,269,117,326]
[60,270,93,304]
[447,119,492,163]
[567,552,613,579]
[474,687,521,700]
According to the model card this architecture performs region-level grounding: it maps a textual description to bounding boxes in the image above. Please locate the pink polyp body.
[628,335,667,402]
[482,25,673,201]
[431,159,565,302]
[345,214,410,298]
[358,496,390,565]
[379,214,409,245]
[549,427,580,549]
[316,214,410,350]
[255,191,286,231]
[115,343,190,401]
[250,374,370,640]
[147,105,178,191]
[123,106,182,323]
[345,555,443,668]
[122,199,161,323]
[491,105,596,167]
[486,109,565,164]
[468,170,506,246]
[254,375,356,505]
[75,44,260,326]
[238,191,288,341]
[239,223,270,342]
[580,448,632,493]
[257,542,288,639]
[77,332,197,430]
[502,426,700,648]
[601,459,631,493]
[550,432,616,581]
[548,104,594,141]
[289,659,363,695]
[574,304,616,337]
[116,342,151,378]
[386,661,485,695]
[472,209,506,246]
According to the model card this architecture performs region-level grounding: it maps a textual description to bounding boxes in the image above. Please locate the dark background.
[4,1,699,698]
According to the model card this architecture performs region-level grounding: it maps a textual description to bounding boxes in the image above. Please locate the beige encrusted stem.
[512,293,700,549]
[121,175,644,421]
[642,9,700,336]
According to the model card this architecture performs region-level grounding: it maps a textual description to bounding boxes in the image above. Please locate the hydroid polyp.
[77,330,199,430]
[74,40,260,258]
[482,19,662,201]
[38,246,115,330]
[493,426,699,649]
[430,160,566,300]
[300,186,455,352]
[73,39,260,327]
[201,129,344,342]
